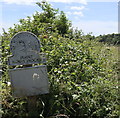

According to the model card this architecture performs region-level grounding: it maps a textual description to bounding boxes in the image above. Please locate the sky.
[0,0,119,36]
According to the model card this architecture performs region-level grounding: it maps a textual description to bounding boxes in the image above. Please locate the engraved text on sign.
[8,32,40,65]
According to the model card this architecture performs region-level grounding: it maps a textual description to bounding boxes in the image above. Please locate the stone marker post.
[8,31,49,117]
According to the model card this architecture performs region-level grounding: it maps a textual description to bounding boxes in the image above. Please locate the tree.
[55,11,71,35]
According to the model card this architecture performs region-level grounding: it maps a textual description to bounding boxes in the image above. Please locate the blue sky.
[0,0,119,36]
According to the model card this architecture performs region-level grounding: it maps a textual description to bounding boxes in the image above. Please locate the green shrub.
[1,1,119,117]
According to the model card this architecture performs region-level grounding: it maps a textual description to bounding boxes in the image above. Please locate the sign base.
[9,65,49,97]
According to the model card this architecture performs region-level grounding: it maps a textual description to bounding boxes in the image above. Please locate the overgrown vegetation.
[97,33,120,45]
[0,1,119,118]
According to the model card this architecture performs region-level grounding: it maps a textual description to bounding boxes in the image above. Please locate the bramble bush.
[0,1,119,118]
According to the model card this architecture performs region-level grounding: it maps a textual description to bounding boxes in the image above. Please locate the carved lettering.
[8,31,41,65]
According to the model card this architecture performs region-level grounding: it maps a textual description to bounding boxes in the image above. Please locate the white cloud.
[1,0,87,5]
[73,20,117,36]
[1,0,118,6]
[87,0,118,2]
[66,11,84,17]
[73,11,84,17]
[47,0,87,4]
[1,0,37,5]
[71,6,85,10]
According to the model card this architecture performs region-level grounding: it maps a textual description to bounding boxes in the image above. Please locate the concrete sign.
[9,65,49,97]
[8,32,49,97]
[8,31,41,65]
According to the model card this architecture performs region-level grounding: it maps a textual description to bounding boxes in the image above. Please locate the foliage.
[6,1,71,38]
[0,1,119,118]
[97,33,120,45]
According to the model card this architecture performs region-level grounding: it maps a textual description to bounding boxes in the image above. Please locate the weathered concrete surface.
[9,65,49,97]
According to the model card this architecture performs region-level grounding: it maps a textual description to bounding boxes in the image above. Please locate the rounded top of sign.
[10,31,40,54]
[8,32,42,65]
